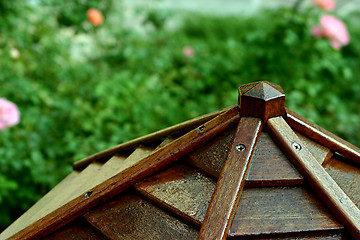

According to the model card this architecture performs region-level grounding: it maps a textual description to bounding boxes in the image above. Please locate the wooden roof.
[1,81,360,240]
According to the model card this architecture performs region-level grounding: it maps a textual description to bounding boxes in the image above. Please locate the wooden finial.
[238,81,285,122]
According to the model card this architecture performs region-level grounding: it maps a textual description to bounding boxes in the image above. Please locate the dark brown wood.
[246,132,304,187]
[239,81,285,122]
[84,192,199,240]
[325,154,360,208]
[43,219,106,240]
[197,117,263,240]
[229,231,351,240]
[229,187,343,237]
[267,117,360,239]
[135,164,216,226]
[189,131,305,187]
[9,107,240,240]
[286,108,360,167]
[73,106,234,170]
[186,128,236,178]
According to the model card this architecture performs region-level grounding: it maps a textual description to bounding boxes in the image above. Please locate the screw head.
[292,142,302,151]
[236,144,246,152]
[197,125,205,133]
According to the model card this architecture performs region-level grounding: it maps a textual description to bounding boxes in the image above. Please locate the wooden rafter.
[286,108,360,167]
[197,117,262,239]
[9,107,240,240]
[73,106,233,170]
[267,116,360,239]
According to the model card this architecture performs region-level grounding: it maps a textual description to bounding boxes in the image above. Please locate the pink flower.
[182,46,195,57]
[313,0,336,11]
[311,15,350,50]
[0,98,20,130]
[87,8,104,26]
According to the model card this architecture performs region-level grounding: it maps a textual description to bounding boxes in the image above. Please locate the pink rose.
[313,0,336,11]
[0,98,20,130]
[87,8,104,26]
[311,15,350,50]
[182,46,195,58]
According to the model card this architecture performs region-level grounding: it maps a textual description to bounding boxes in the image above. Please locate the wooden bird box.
[1,81,360,240]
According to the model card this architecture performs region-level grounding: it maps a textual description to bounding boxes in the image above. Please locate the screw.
[84,191,93,198]
[236,144,246,152]
[292,142,302,151]
[197,125,205,133]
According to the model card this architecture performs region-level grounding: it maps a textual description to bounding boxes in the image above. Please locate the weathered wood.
[9,107,239,240]
[84,192,199,240]
[0,171,80,240]
[286,108,360,167]
[135,164,216,226]
[325,154,360,208]
[229,187,343,237]
[198,117,262,240]
[186,128,236,178]
[238,81,285,122]
[267,117,360,239]
[43,219,106,240]
[73,106,234,170]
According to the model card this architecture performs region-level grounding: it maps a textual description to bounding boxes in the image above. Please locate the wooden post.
[198,82,285,240]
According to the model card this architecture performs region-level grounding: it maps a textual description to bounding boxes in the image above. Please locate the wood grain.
[325,154,360,209]
[9,107,239,240]
[229,187,343,237]
[73,106,234,170]
[84,192,199,240]
[267,117,360,239]
[286,108,360,167]
[197,117,263,240]
[43,218,106,240]
[135,164,216,226]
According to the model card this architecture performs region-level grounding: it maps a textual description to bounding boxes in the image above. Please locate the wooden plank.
[186,128,236,178]
[188,131,305,187]
[229,187,343,237]
[10,107,239,240]
[296,131,333,166]
[83,192,199,240]
[43,218,106,240]
[246,132,303,187]
[325,154,360,208]
[267,117,360,239]
[0,171,80,240]
[198,117,263,240]
[135,164,216,226]
[242,232,351,240]
[286,108,360,167]
[73,106,234,170]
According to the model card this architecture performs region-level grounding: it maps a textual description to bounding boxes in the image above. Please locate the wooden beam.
[267,117,360,239]
[197,117,262,240]
[73,106,233,170]
[286,108,360,167]
[9,107,240,240]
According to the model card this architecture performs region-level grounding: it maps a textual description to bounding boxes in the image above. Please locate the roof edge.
[73,106,235,170]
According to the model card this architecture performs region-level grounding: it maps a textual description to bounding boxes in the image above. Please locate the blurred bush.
[1,0,360,231]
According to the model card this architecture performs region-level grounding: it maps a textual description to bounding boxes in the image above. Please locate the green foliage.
[1,1,360,231]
